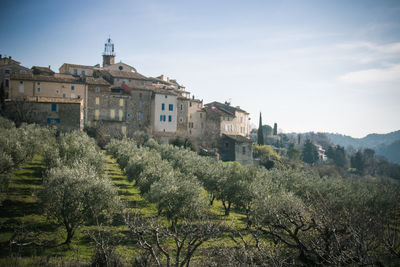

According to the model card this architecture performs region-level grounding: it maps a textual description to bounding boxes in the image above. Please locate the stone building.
[218,134,253,165]
[0,55,31,100]
[59,63,98,77]
[151,88,178,142]
[202,101,253,163]
[8,72,86,104]
[205,101,250,137]
[4,96,83,131]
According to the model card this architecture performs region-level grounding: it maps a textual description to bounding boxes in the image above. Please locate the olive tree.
[250,169,400,266]
[41,164,120,244]
[43,130,104,173]
[146,170,207,224]
[125,212,221,267]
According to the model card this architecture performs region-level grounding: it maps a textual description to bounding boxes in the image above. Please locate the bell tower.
[102,37,115,67]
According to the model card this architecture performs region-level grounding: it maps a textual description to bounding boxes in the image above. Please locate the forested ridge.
[1,117,400,266]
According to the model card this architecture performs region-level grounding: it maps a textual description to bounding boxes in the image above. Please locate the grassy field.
[0,154,249,266]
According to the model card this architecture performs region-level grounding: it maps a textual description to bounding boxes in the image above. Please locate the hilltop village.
[0,38,253,164]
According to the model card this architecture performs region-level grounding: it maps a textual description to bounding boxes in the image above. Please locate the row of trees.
[0,116,55,204]
[40,131,121,245]
[106,137,400,266]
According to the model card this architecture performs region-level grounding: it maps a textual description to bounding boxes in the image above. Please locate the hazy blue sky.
[1,0,399,137]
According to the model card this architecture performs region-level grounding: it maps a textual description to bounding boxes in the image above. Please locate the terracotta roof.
[60,63,97,69]
[205,101,249,115]
[121,83,132,94]
[7,96,82,104]
[149,76,176,86]
[106,70,149,80]
[0,57,21,66]
[222,134,252,143]
[151,87,178,96]
[204,106,234,117]
[85,76,110,85]
[11,73,84,84]
[31,66,55,75]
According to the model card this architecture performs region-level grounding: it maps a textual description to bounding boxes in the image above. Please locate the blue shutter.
[169,104,173,111]
[55,118,60,124]
[51,103,57,111]
[160,115,163,122]
[162,103,165,110]
[47,118,51,123]
[163,115,166,121]
[168,115,172,122]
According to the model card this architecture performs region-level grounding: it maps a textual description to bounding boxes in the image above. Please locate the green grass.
[0,154,253,266]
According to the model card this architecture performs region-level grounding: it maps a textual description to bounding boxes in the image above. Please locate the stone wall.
[4,99,82,131]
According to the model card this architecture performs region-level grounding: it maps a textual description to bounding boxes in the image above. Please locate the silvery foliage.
[43,130,104,174]
[42,163,120,244]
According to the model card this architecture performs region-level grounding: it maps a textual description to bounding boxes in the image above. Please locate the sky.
[1,0,399,138]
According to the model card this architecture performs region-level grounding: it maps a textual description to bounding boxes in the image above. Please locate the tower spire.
[102,37,116,67]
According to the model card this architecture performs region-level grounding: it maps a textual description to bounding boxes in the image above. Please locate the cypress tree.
[273,123,278,135]
[257,112,264,145]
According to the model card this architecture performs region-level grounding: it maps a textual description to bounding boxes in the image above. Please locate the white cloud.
[339,64,400,84]
[337,41,400,54]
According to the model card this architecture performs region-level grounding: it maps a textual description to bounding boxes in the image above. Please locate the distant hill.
[325,130,400,164]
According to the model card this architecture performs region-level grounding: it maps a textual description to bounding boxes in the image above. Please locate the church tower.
[102,37,115,67]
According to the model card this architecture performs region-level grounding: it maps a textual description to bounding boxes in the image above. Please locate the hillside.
[325,130,400,164]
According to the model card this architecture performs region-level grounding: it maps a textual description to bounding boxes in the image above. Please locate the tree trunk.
[222,201,231,216]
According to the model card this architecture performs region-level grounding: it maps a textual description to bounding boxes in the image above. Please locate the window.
[56,89,59,94]
[168,115,172,122]
[81,70,85,76]
[73,69,77,75]
[169,104,173,111]
[141,81,144,86]
[138,101,142,109]
[5,79,9,87]
[37,87,41,93]
[51,103,57,111]
[161,103,165,110]
[55,118,60,124]
[95,97,100,105]
[71,85,75,90]
[189,102,192,107]
[139,93,142,98]
[119,110,123,121]
[121,126,127,135]
[165,95,167,98]
[95,109,99,120]
[119,99,124,107]
[62,93,66,98]
[225,142,229,148]
[110,109,115,119]
[163,115,166,121]
[37,82,40,85]
[119,66,123,70]
[95,87,100,93]
[47,118,51,124]
[4,69,10,74]
[138,112,144,121]
[180,104,183,110]
[242,146,246,155]
[160,115,163,122]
